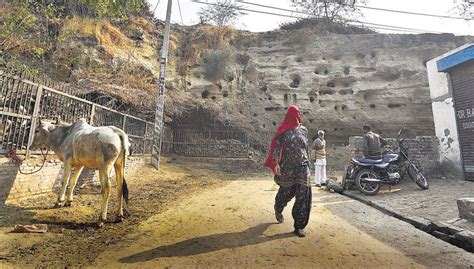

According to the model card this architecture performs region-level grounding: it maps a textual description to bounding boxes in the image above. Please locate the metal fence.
[162,128,249,158]
[0,70,153,156]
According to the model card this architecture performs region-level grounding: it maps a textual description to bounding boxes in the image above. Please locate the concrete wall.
[426,44,473,177]
[0,155,148,206]
[349,136,441,177]
[0,157,64,204]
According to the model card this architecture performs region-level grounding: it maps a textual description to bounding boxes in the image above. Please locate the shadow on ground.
[119,222,293,263]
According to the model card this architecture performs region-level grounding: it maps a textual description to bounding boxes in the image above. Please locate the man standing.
[311,130,326,187]
[362,125,388,160]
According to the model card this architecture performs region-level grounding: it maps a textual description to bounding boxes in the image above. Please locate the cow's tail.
[117,130,130,204]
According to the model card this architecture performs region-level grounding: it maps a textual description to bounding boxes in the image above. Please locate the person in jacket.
[362,125,388,160]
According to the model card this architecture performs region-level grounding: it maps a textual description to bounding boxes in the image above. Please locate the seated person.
[362,125,387,160]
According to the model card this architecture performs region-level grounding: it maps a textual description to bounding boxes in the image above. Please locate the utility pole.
[151,0,173,170]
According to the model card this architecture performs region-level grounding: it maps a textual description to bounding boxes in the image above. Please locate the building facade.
[427,44,474,181]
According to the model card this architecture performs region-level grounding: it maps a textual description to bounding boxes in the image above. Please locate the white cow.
[31,118,131,227]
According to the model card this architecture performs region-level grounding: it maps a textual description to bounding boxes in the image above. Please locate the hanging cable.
[178,0,185,25]
[193,0,444,34]
[354,4,468,20]
[153,0,161,16]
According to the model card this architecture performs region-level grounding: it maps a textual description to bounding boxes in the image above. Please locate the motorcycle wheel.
[408,164,429,190]
[355,168,380,196]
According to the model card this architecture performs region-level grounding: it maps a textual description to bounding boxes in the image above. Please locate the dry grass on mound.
[131,17,153,35]
[63,17,97,37]
[63,18,132,54]
[95,20,130,53]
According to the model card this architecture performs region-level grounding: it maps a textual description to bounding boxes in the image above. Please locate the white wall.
[427,44,473,177]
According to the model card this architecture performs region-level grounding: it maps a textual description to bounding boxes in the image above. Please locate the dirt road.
[1,160,473,268]
[95,179,473,268]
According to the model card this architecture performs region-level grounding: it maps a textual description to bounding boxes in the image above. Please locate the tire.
[355,168,381,196]
[408,164,429,190]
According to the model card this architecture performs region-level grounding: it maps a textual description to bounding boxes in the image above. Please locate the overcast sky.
[147,0,474,36]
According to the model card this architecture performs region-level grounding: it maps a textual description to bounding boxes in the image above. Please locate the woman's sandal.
[275,210,284,224]
[294,229,306,237]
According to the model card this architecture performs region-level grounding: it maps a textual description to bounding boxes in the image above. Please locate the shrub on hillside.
[202,49,234,81]
[178,26,236,75]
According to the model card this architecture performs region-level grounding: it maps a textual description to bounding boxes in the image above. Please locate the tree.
[291,0,367,23]
[197,0,246,27]
[452,0,474,20]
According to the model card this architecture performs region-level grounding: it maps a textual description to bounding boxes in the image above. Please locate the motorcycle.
[342,129,429,195]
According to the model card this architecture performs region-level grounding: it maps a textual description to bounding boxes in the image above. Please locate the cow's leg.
[98,165,112,227]
[114,159,124,223]
[64,166,84,207]
[55,159,73,208]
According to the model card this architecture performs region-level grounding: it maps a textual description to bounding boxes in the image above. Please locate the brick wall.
[349,136,440,176]
[0,155,149,206]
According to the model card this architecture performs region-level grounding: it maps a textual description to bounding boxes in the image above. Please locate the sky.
[147,0,474,36]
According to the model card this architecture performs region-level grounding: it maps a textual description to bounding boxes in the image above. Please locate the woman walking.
[264,105,312,237]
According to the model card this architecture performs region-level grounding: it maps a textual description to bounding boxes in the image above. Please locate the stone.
[457,198,474,221]
[326,178,344,193]
[454,230,474,250]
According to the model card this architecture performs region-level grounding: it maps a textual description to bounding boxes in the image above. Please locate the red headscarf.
[264,105,302,174]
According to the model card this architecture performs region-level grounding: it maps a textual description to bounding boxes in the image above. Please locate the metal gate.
[449,60,474,181]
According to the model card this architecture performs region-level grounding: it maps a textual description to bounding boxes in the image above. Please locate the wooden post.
[89,104,96,125]
[143,122,147,155]
[122,115,127,131]
[26,85,43,158]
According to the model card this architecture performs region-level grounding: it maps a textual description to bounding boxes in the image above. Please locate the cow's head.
[31,119,54,150]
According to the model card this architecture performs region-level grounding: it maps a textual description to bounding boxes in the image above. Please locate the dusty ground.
[0,159,251,267]
[0,159,473,268]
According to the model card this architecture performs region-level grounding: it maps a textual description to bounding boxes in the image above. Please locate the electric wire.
[193,0,442,33]
[235,1,444,33]
[354,4,467,20]
[238,1,468,21]
[177,0,185,25]
[153,0,161,15]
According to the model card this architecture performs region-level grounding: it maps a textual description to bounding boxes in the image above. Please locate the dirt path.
[95,179,473,268]
[1,160,472,268]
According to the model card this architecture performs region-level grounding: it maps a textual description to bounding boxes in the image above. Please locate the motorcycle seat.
[357,158,384,164]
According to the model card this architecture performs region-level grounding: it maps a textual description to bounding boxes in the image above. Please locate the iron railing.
[0,70,153,156]
[162,128,249,158]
